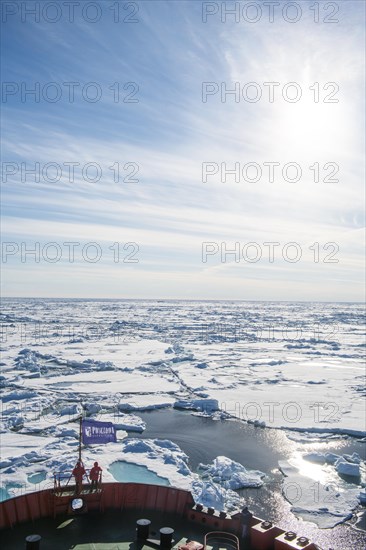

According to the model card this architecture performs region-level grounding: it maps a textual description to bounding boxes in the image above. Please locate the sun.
[271,92,347,161]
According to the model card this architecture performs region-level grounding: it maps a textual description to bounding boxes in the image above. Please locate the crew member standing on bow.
[72,460,86,495]
[89,461,102,492]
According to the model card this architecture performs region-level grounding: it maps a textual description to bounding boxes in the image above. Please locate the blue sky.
[1,0,365,300]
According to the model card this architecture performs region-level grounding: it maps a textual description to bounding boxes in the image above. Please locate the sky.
[1,0,365,300]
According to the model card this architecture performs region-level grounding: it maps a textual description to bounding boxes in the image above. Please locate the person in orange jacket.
[89,461,102,492]
[72,461,86,495]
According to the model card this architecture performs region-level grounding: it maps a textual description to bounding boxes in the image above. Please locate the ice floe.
[198,456,266,489]
[174,399,219,413]
[335,459,360,478]
[278,448,365,529]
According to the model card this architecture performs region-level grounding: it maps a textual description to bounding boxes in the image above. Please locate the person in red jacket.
[72,461,86,495]
[89,461,102,492]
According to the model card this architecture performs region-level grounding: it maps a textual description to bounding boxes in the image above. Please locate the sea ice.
[303,452,326,464]
[343,453,361,464]
[335,459,360,478]
[97,413,146,432]
[191,479,243,512]
[198,456,266,489]
[325,453,340,465]
[1,298,365,528]
[174,399,219,413]
[279,460,360,528]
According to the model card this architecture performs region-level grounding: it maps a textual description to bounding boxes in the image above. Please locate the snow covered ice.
[198,456,266,490]
[1,299,365,530]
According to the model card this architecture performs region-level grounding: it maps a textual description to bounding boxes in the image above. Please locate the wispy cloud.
[1,1,365,299]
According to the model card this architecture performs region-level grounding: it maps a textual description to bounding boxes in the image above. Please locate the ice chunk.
[343,452,361,464]
[303,452,326,464]
[325,452,340,464]
[123,440,152,454]
[55,426,78,438]
[8,416,24,429]
[172,355,194,363]
[335,459,360,477]
[253,420,266,428]
[84,403,101,415]
[174,399,219,413]
[60,404,81,416]
[2,390,37,402]
[198,456,265,489]
[191,479,244,512]
[100,413,146,432]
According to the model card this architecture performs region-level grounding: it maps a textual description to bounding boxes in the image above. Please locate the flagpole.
[78,415,82,462]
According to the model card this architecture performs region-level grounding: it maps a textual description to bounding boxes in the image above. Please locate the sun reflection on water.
[290,451,333,485]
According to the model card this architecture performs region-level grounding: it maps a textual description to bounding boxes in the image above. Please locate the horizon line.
[0,296,365,304]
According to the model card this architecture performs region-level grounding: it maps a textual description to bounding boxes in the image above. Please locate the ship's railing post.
[52,469,105,496]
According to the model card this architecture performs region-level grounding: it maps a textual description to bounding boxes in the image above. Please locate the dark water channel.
[132,408,365,550]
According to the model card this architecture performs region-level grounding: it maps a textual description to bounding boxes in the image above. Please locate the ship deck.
[1,508,249,550]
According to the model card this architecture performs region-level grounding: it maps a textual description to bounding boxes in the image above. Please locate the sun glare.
[292,452,333,485]
[273,97,347,159]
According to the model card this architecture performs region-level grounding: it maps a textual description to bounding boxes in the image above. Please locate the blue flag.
[82,419,117,445]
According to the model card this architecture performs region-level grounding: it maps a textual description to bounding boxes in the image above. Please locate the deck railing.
[53,470,103,495]
[204,531,239,550]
